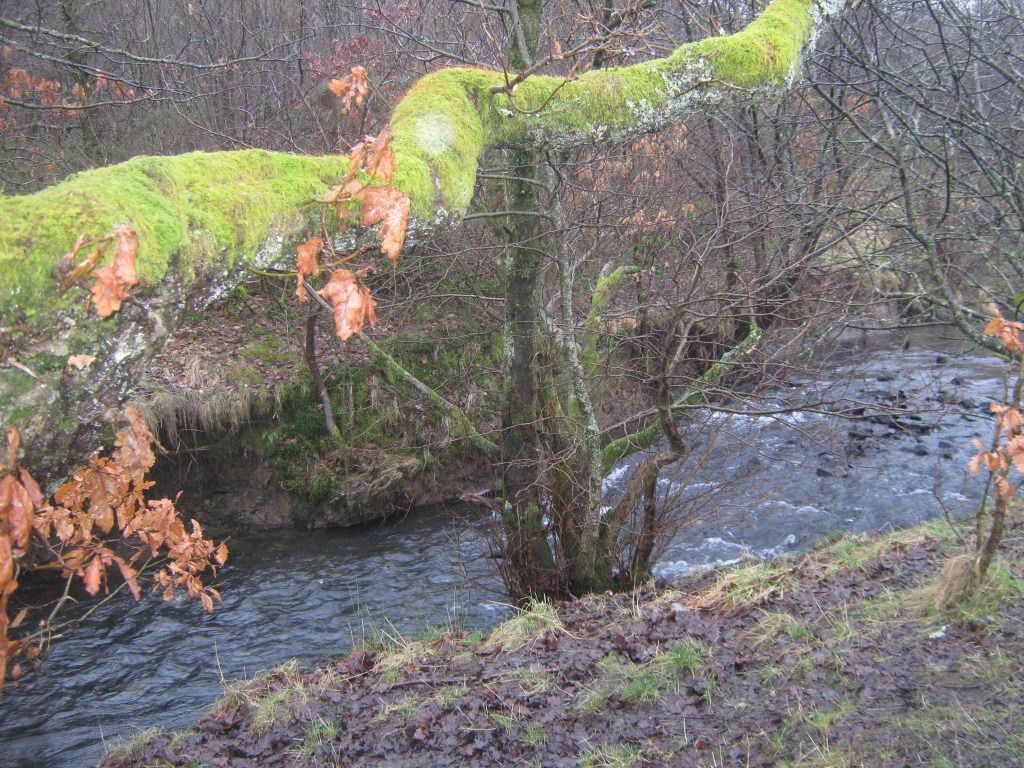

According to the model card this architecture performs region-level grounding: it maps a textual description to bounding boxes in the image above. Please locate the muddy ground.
[102,517,1024,768]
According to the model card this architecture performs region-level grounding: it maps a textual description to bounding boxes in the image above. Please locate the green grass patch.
[657,635,711,675]
[104,728,162,762]
[814,517,960,573]
[691,561,797,610]
[525,725,547,746]
[435,683,469,709]
[298,717,340,760]
[578,636,715,714]
[250,684,310,734]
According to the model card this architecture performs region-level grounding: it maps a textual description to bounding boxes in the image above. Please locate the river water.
[0,330,1006,767]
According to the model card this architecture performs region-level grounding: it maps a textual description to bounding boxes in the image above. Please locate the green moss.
[0,367,50,434]
[0,368,42,405]
[384,0,823,216]
[693,0,815,86]
[2,0,824,327]
[239,333,293,367]
[0,150,348,325]
[20,351,66,374]
[224,365,263,388]
[390,69,493,215]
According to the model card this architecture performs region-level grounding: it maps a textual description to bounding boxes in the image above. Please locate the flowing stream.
[0,330,1005,767]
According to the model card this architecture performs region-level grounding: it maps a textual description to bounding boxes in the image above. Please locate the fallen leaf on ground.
[67,354,96,369]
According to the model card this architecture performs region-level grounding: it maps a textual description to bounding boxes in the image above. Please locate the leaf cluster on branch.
[295,118,411,342]
[0,408,227,698]
[962,307,1024,588]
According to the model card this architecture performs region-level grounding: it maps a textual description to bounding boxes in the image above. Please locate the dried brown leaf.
[6,428,18,470]
[0,474,32,551]
[318,269,378,341]
[67,354,96,370]
[17,468,43,508]
[111,227,138,286]
[379,194,410,267]
[0,536,12,592]
[112,555,141,600]
[354,185,411,266]
[327,66,369,114]
[295,236,323,302]
[366,127,396,182]
[90,227,139,318]
[9,607,28,630]
[82,555,103,596]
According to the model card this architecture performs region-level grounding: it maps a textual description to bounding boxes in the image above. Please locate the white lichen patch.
[413,112,458,156]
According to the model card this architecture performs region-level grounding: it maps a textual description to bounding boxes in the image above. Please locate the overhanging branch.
[0,0,846,478]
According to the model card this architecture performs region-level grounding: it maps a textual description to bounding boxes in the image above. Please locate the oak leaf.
[327,66,369,114]
[1008,435,1024,472]
[295,236,323,302]
[82,555,103,596]
[0,536,12,590]
[9,607,28,630]
[17,468,43,508]
[0,475,33,551]
[983,307,1024,353]
[358,186,410,266]
[991,403,1024,434]
[379,194,411,267]
[318,269,378,341]
[5,428,18,469]
[346,141,367,180]
[365,128,396,183]
[90,227,139,318]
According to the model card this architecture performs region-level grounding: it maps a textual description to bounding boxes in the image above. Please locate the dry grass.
[747,610,812,647]
[932,554,975,610]
[373,633,436,680]
[688,562,797,611]
[484,600,566,653]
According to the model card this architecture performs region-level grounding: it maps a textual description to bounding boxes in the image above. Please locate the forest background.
[0,0,1022,691]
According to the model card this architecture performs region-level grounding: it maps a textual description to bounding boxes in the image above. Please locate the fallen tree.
[0,0,847,483]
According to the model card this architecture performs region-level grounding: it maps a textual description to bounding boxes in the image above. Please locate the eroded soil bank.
[102,517,1024,768]
[134,275,502,530]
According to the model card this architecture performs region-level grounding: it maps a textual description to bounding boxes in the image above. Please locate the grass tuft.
[689,561,796,610]
[104,728,163,762]
[250,684,310,734]
[484,600,565,652]
[578,742,644,767]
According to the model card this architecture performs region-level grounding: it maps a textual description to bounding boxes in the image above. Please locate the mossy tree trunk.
[499,0,562,597]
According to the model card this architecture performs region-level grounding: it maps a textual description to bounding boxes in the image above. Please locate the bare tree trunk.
[304,305,341,443]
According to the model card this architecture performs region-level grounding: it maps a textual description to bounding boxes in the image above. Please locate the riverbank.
[135,273,504,530]
[101,516,1024,768]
